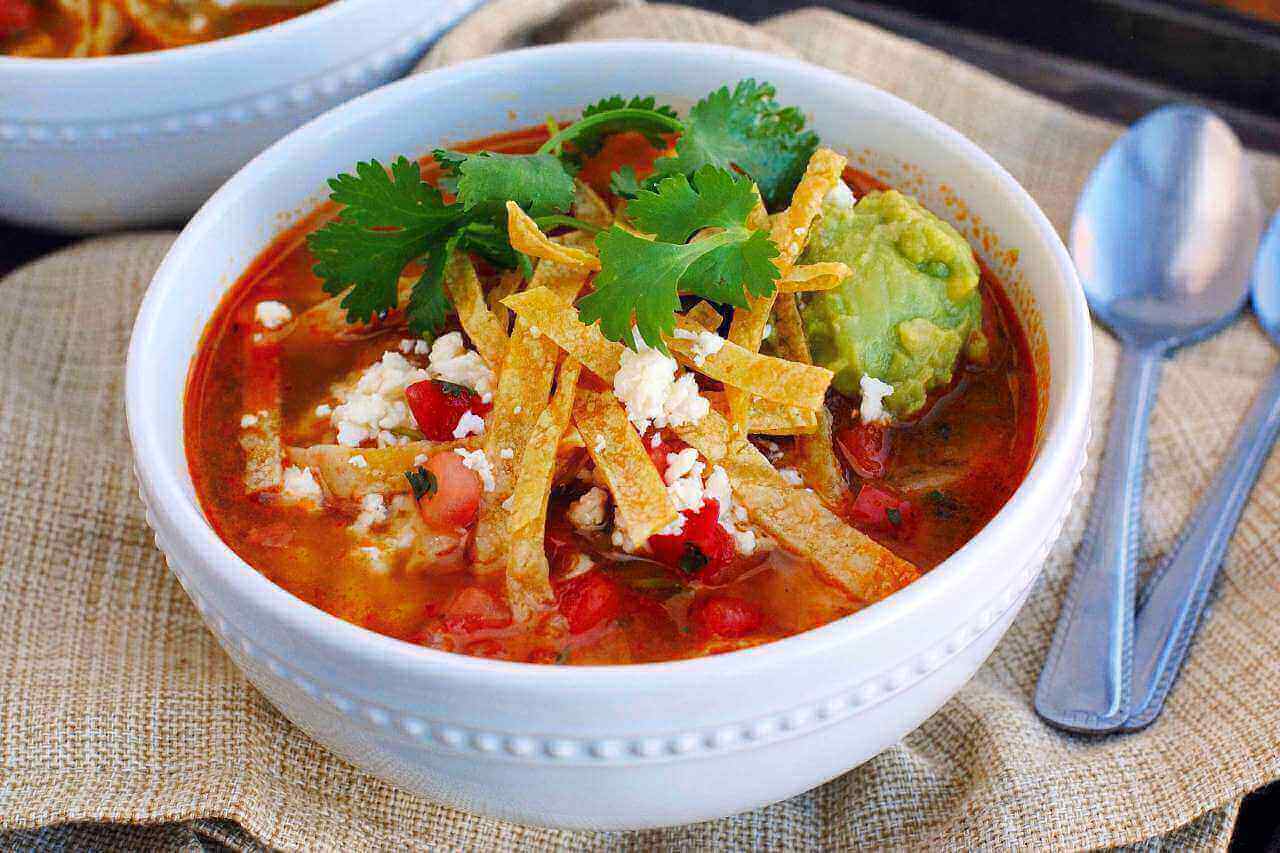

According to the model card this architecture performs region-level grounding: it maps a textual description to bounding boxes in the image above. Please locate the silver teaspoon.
[1121,208,1279,731]
[1036,105,1263,733]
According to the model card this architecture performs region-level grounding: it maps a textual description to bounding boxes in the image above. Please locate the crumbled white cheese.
[499,447,514,460]
[593,433,607,454]
[778,467,805,486]
[650,433,663,449]
[330,351,429,447]
[529,325,542,339]
[239,413,259,428]
[454,448,496,492]
[613,329,709,433]
[501,494,516,512]
[567,486,609,530]
[254,300,292,329]
[280,466,323,505]
[351,493,388,535]
[412,454,429,467]
[859,374,895,424]
[452,409,486,440]
[704,465,756,555]
[314,403,332,418]
[398,339,414,354]
[689,330,726,366]
[664,448,702,485]
[428,332,495,400]
[823,180,856,210]
[513,405,523,415]
[348,454,368,469]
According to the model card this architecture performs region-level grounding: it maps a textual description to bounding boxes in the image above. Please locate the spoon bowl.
[1071,106,1261,344]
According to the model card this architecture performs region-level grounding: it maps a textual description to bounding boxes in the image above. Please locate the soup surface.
[1,0,329,57]
[186,116,1037,665]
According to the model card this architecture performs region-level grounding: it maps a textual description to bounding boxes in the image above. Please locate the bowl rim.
[126,40,1092,688]
[0,0,406,72]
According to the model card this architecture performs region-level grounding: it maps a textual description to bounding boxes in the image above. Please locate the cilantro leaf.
[307,157,458,324]
[570,95,679,155]
[609,165,643,199]
[627,166,759,242]
[578,166,780,351]
[651,79,819,210]
[406,240,454,338]
[538,96,682,161]
[434,150,576,216]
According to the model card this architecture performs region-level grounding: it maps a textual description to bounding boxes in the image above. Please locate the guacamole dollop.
[797,187,982,418]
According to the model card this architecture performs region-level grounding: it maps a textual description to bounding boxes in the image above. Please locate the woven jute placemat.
[3,3,1279,850]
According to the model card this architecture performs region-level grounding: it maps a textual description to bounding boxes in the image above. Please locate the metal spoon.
[1036,105,1264,733]
[1120,209,1279,730]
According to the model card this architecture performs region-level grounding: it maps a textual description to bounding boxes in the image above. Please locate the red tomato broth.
[184,128,1038,665]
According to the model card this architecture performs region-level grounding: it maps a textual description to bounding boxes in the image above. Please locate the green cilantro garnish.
[651,80,819,210]
[405,466,438,501]
[579,166,780,351]
[925,489,961,519]
[307,79,817,346]
[886,507,902,527]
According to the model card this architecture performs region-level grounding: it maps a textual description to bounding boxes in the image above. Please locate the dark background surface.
[3,0,1278,848]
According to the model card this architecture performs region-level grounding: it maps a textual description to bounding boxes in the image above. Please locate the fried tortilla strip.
[667,314,832,411]
[507,359,581,622]
[773,292,851,508]
[573,180,614,230]
[506,202,601,272]
[472,264,591,573]
[239,331,283,493]
[288,439,475,498]
[675,409,917,604]
[444,253,507,370]
[776,261,850,293]
[293,275,415,341]
[685,300,724,332]
[725,149,847,437]
[502,287,624,383]
[703,391,816,436]
[488,270,522,332]
[574,387,677,543]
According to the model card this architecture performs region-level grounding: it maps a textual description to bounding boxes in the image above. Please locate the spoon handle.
[1036,344,1163,732]
[1121,363,1280,730]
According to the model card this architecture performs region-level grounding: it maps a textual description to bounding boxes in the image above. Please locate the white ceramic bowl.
[126,42,1092,829]
[0,0,483,232]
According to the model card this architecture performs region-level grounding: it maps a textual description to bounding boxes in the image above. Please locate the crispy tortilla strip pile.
[675,409,918,603]
[472,253,593,573]
[724,149,847,438]
[507,359,582,621]
[506,203,601,272]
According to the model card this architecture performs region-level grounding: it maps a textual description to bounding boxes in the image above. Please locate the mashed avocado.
[797,187,982,417]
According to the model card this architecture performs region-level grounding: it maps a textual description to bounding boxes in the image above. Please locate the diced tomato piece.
[644,434,686,477]
[648,499,737,579]
[410,450,482,530]
[556,572,624,634]
[442,586,511,634]
[405,379,491,441]
[837,421,890,479]
[690,595,763,638]
[850,484,918,537]
[0,0,35,39]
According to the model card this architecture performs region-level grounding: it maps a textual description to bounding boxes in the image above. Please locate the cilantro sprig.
[579,166,780,351]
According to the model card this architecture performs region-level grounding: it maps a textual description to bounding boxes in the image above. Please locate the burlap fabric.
[3,3,1279,850]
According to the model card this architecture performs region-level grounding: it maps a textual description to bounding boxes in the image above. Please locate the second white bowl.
[0,0,483,232]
